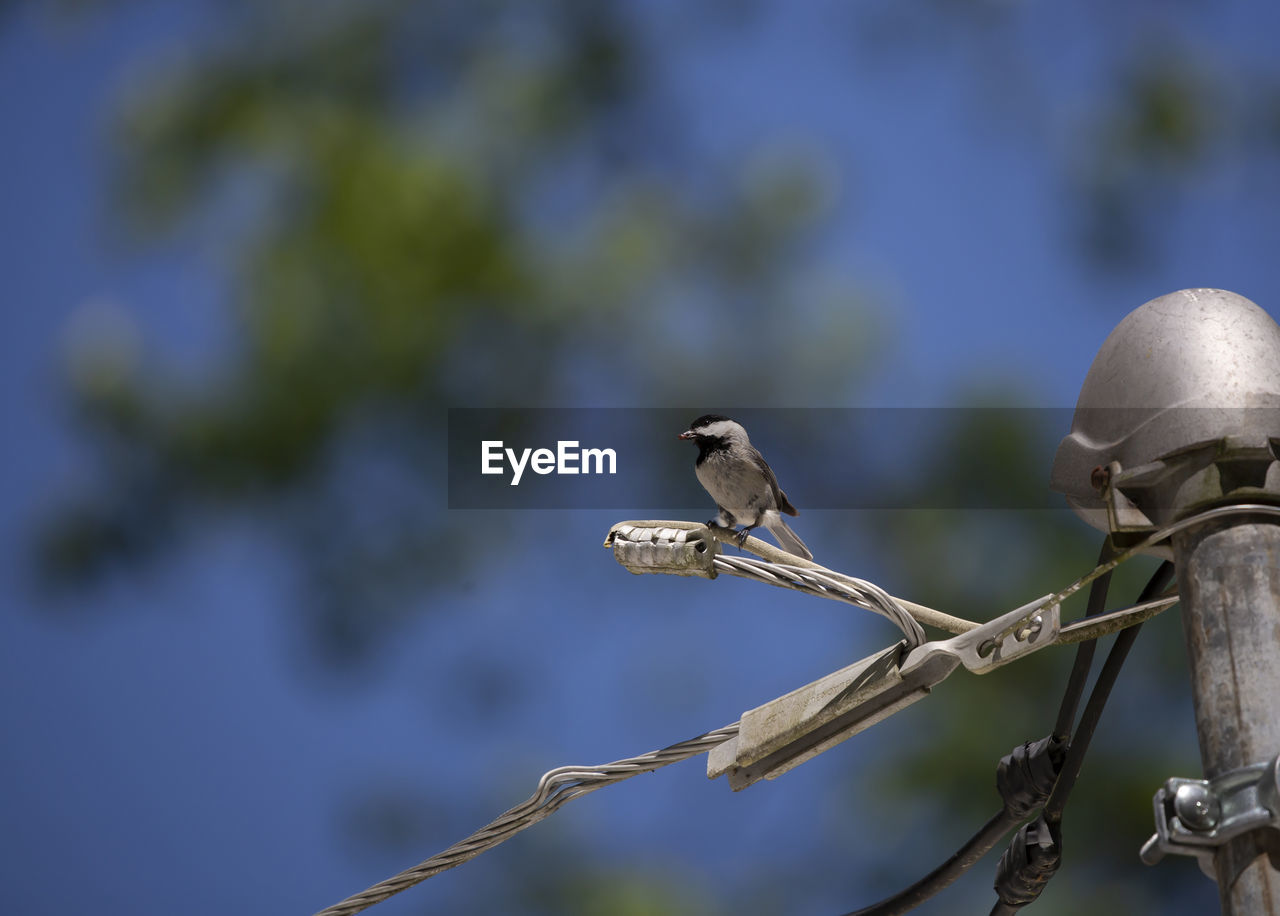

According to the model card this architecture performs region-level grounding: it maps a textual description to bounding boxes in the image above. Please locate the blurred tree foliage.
[39,0,1280,645]
[857,0,1280,267]
[27,1,1279,913]
[40,0,854,659]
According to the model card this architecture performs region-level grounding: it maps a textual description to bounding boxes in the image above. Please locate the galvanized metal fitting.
[1140,753,1280,879]
[604,521,720,578]
[1050,289,1280,555]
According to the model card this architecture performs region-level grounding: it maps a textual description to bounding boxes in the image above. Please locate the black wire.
[1051,540,1118,742]
[841,542,1117,916]
[989,558,1176,915]
[1042,560,1175,825]
[844,810,1021,916]
[987,558,1173,913]
[988,557,1177,916]
[839,552,1176,916]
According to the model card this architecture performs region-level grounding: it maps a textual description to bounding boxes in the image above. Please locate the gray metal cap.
[1051,288,1280,533]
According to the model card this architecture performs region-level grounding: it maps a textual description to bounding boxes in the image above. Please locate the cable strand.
[712,554,927,646]
[312,725,740,916]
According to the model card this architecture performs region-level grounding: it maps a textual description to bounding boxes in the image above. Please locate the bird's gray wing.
[749,447,798,516]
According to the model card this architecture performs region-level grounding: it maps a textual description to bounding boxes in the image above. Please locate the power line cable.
[1051,541,1118,742]
[844,549,1168,916]
[990,560,1176,914]
[313,725,739,916]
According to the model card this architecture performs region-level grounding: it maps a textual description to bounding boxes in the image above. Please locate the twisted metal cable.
[712,554,927,647]
[313,724,740,916]
[606,521,977,634]
[700,524,976,635]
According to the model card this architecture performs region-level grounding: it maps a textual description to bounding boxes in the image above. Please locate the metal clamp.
[1140,754,1280,878]
[707,596,1062,790]
[604,521,720,578]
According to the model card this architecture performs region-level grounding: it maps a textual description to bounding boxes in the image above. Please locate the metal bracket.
[1097,440,1280,556]
[1140,754,1280,879]
[707,596,1062,790]
[1054,594,1180,644]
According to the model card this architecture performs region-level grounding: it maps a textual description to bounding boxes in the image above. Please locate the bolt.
[1090,465,1110,492]
[1173,783,1220,831]
[1015,613,1044,642]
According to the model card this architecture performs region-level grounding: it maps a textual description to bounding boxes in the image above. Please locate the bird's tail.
[764,517,813,561]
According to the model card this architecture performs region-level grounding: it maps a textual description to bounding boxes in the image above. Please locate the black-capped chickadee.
[678,414,813,560]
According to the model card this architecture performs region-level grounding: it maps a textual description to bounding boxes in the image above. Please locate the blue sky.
[3,3,1278,915]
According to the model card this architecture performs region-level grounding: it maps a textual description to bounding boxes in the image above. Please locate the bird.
[678,414,813,560]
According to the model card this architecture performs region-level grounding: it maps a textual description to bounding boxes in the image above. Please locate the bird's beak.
[678,430,695,440]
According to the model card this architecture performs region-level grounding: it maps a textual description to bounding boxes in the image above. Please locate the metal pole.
[1173,515,1280,914]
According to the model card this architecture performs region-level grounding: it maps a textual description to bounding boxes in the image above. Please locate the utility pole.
[1174,518,1280,913]
[1051,288,1280,914]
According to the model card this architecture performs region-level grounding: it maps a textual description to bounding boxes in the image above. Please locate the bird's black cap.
[688,414,734,429]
